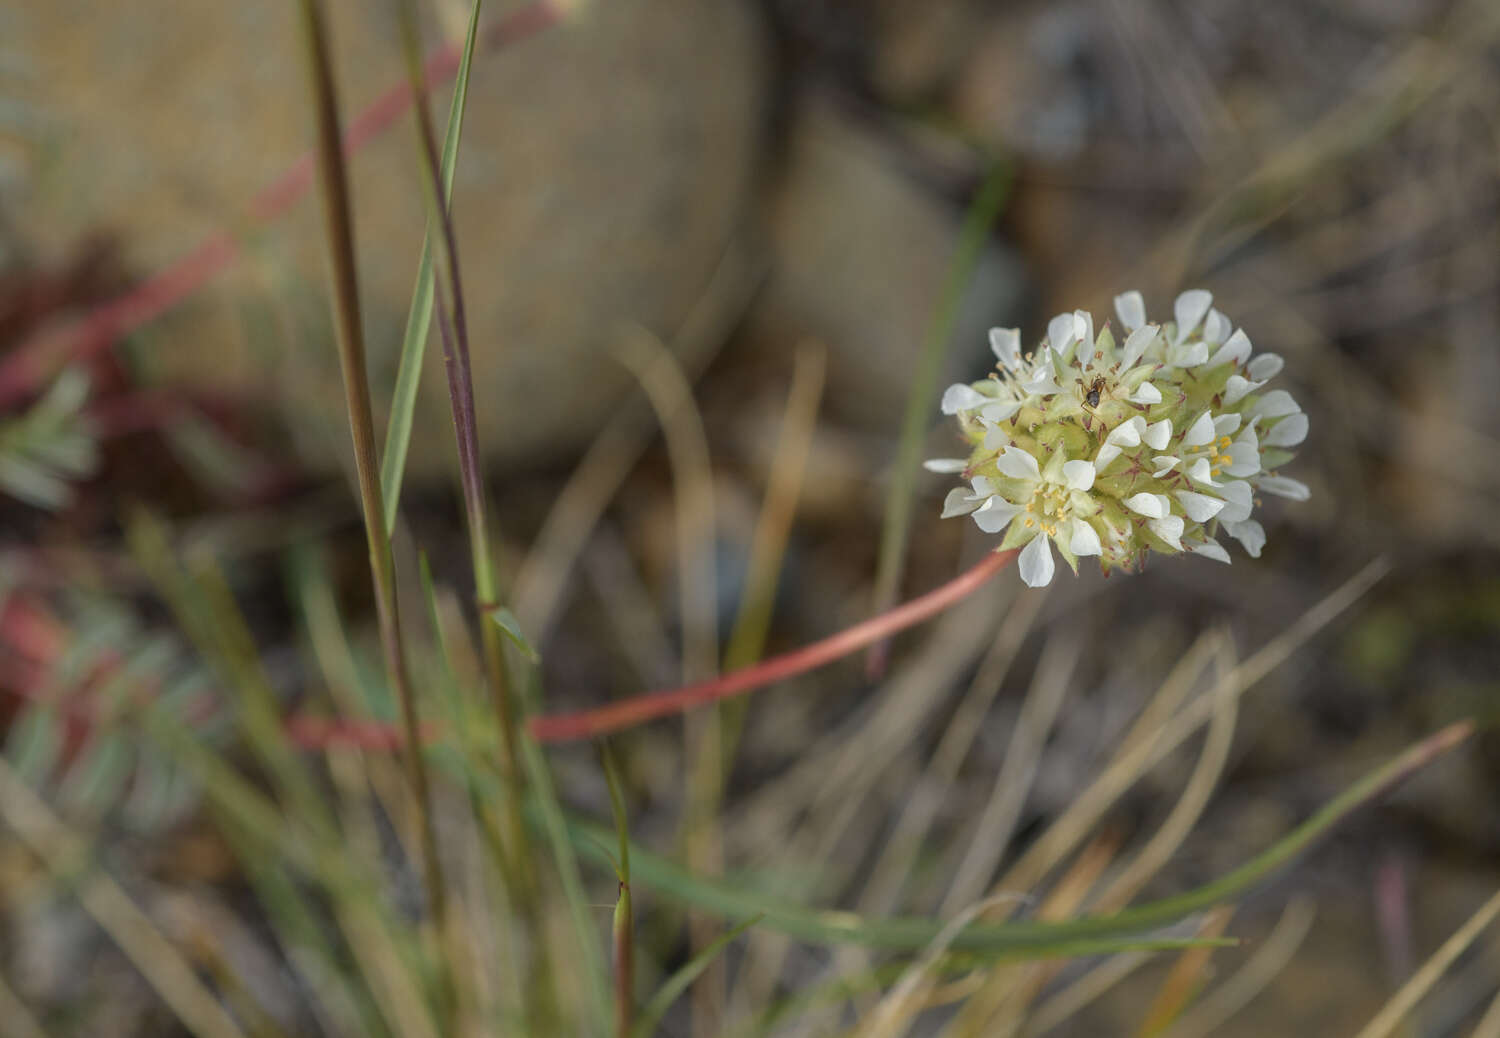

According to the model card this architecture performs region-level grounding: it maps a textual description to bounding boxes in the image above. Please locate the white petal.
[969,476,995,497]
[979,400,1021,423]
[1257,475,1310,500]
[1107,416,1146,447]
[1247,353,1284,380]
[1206,328,1252,368]
[1224,441,1261,478]
[1263,412,1308,447]
[1168,340,1210,367]
[942,383,988,415]
[1175,490,1226,522]
[1150,515,1186,550]
[1182,411,1216,448]
[1173,289,1213,344]
[1202,309,1232,345]
[989,327,1022,369]
[1129,381,1162,405]
[1188,538,1232,564]
[1124,492,1166,518]
[1213,412,1243,438]
[1048,312,1080,354]
[972,496,1022,533]
[1253,389,1301,419]
[1094,443,1123,472]
[1114,291,1146,332]
[1186,458,1220,487]
[1069,518,1102,557]
[1152,455,1180,476]
[996,446,1041,480]
[1022,373,1063,397]
[1119,325,1159,369]
[924,458,968,473]
[1018,534,1055,587]
[1217,480,1253,523]
[982,422,1012,450]
[1062,459,1096,491]
[942,487,982,518]
[1073,310,1095,354]
[1223,375,1264,406]
[1222,518,1265,558]
[1143,419,1172,451]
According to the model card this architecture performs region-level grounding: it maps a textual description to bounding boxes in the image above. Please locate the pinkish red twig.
[0,1,564,410]
[5,551,1016,751]
[280,549,1015,749]
[528,549,1015,742]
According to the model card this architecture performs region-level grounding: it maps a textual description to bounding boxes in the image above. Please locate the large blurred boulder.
[753,96,1026,431]
[10,0,766,473]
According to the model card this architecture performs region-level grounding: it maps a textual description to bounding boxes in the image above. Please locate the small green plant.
[0,368,98,510]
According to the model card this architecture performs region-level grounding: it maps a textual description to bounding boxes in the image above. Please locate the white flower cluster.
[926,290,1308,587]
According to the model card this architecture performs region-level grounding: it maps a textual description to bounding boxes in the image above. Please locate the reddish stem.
[7,552,1015,751]
[0,1,563,410]
[528,549,1015,743]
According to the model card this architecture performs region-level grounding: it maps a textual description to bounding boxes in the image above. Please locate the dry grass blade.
[1089,633,1240,915]
[1134,906,1236,1037]
[996,559,1387,899]
[1159,896,1315,1038]
[860,589,1046,917]
[0,967,51,1038]
[1474,985,1500,1038]
[0,757,247,1038]
[613,325,723,1031]
[1023,950,1151,1035]
[1353,886,1500,1038]
[950,833,1124,1038]
[512,241,761,641]
[941,630,1078,917]
[862,894,1026,1038]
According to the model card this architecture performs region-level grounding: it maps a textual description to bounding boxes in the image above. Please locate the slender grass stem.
[295,0,446,949]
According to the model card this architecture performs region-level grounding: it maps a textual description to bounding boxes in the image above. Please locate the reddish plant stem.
[0,0,563,410]
[5,551,1015,750]
[529,549,1015,743]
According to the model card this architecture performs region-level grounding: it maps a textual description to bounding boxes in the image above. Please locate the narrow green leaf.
[380,0,484,535]
[631,914,764,1038]
[519,723,612,1033]
[550,721,1471,957]
[486,605,541,664]
[869,160,1013,646]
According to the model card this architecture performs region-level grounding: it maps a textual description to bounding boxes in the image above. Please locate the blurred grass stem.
[296,0,448,966]
[867,161,1012,677]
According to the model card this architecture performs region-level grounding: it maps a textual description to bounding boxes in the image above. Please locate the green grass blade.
[631,914,764,1038]
[380,0,483,535]
[519,705,611,1031]
[868,159,1012,653]
[551,721,1469,956]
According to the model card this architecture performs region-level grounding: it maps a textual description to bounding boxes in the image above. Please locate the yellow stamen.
[1025,518,1035,528]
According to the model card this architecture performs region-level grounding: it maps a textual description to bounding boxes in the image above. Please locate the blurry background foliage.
[0,0,1498,1035]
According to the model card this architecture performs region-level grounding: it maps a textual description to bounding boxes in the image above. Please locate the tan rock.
[10,0,766,472]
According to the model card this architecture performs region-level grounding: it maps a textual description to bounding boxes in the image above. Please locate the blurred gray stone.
[756,96,1026,432]
[9,0,766,473]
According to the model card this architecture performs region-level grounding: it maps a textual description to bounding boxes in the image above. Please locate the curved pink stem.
[527,549,1015,743]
